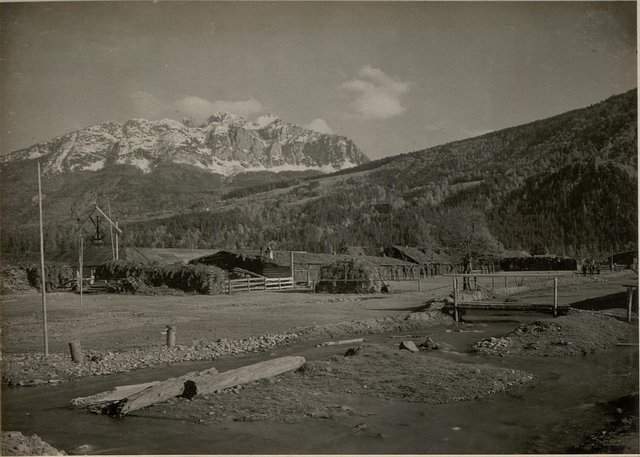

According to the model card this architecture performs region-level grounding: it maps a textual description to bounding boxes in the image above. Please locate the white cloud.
[172,96,265,121]
[130,91,165,117]
[304,118,334,134]
[341,65,411,119]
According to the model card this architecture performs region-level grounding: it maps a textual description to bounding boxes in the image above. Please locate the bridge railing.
[443,273,575,321]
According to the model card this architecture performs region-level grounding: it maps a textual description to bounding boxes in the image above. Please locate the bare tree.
[437,206,503,290]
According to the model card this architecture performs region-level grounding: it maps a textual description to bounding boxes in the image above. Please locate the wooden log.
[114,356,304,417]
[71,365,220,413]
[71,381,162,409]
[316,338,365,347]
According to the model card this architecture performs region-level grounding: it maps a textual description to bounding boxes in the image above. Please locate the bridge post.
[553,277,558,317]
[453,276,459,322]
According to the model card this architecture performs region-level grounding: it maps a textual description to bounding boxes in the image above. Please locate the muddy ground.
[1,271,638,454]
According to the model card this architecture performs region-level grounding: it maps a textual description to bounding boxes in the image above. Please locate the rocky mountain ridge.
[2,113,369,176]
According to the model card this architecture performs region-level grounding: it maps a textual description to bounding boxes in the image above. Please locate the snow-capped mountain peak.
[245,114,282,130]
[3,113,369,177]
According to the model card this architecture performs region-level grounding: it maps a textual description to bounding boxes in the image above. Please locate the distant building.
[499,254,577,271]
[190,250,291,278]
[240,249,418,282]
[605,250,638,269]
[52,246,221,278]
[383,245,453,276]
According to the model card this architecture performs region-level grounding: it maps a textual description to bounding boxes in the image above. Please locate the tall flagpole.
[37,162,49,357]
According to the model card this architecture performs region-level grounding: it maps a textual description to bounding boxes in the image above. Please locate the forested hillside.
[2,89,637,263]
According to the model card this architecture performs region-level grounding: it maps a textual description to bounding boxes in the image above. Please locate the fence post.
[553,277,558,317]
[69,340,83,363]
[227,279,231,295]
[418,278,421,292]
[627,287,634,323]
[278,277,282,290]
[453,277,459,322]
[166,325,176,347]
[247,277,250,291]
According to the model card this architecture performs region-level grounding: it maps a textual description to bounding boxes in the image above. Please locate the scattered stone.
[399,341,419,352]
[344,346,363,357]
[352,423,369,432]
[418,337,439,351]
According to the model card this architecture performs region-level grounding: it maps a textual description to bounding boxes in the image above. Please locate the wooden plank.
[316,338,365,347]
[113,356,305,417]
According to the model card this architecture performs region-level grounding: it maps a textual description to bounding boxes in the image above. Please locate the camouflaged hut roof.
[52,246,222,266]
[388,246,453,265]
[241,250,415,267]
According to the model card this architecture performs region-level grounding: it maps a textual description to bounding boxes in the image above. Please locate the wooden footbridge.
[442,273,574,322]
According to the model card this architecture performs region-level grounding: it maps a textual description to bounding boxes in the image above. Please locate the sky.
[0,1,636,160]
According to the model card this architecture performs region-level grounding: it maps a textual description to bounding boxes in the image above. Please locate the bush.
[12,262,76,291]
[314,258,386,294]
[95,260,228,294]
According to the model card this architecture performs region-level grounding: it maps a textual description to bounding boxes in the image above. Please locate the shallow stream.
[2,315,638,454]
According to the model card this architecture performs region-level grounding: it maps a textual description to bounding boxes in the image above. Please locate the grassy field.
[0,276,455,354]
[1,272,633,355]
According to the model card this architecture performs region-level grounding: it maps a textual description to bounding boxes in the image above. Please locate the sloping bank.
[2,311,452,386]
[473,309,636,356]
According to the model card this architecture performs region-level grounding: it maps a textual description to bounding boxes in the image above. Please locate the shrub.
[95,260,228,294]
[16,262,76,291]
[314,258,386,294]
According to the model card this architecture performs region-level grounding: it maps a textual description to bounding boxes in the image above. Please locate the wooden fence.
[227,276,294,294]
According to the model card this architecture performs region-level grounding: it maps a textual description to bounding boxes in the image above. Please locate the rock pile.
[2,431,66,456]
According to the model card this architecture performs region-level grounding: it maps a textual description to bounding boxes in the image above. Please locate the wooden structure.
[499,255,577,272]
[190,250,291,278]
[443,273,574,322]
[623,283,637,323]
[72,356,305,417]
[607,251,638,270]
[227,276,294,294]
[241,249,416,282]
[383,245,453,276]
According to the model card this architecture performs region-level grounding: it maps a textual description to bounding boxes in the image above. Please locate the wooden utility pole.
[37,163,49,357]
[107,199,115,260]
[79,236,84,307]
[115,221,119,259]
